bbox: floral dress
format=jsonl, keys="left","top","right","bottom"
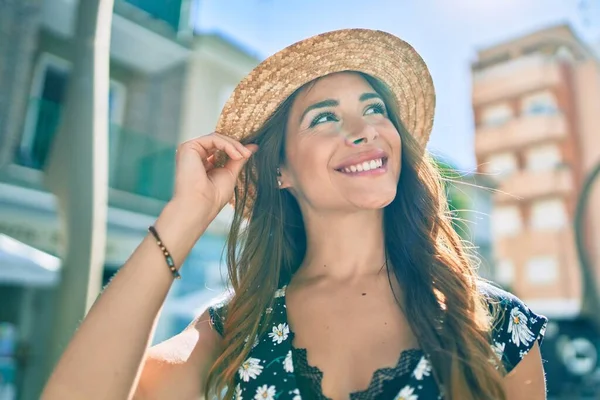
{"left": 208, "top": 282, "right": 547, "bottom": 400}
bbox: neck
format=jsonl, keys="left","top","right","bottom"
{"left": 298, "top": 208, "right": 387, "bottom": 281}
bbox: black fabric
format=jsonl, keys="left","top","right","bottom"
{"left": 293, "top": 347, "right": 421, "bottom": 400}
{"left": 208, "top": 282, "right": 548, "bottom": 399}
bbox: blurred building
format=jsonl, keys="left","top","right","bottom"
{"left": 472, "top": 24, "right": 600, "bottom": 396}
{"left": 0, "top": 1, "right": 259, "bottom": 398}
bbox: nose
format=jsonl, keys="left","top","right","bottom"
{"left": 342, "top": 118, "right": 378, "bottom": 147}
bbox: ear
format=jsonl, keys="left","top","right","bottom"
{"left": 277, "top": 166, "right": 292, "bottom": 189}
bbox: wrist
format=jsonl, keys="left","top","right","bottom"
{"left": 153, "top": 200, "right": 212, "bottom": 254}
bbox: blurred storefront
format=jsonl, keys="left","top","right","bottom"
{"left": 0, "top": 1, "right": 259, "bottom": 398}
{"left": 472, "top": 24, "right": 600, "bottom": 396}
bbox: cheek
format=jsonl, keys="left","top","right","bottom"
{"left": 285, "top": 137, "right": 336, "bottom": 186}
{"left": 379, "top": 125, "right": 402, "bottom": 169}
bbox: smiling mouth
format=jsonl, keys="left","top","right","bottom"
{"left": 335, "top": 157, "right": 388, "bottom": 174}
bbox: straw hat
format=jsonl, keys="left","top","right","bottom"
{"left": 215, "top": 28, "right": 436, "bottom": 210}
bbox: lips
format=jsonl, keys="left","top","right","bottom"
{"left": 334, "top": 149, "right": 388, "bottom": 175}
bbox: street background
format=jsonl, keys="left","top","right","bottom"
{"left": 1, "top": 0, "right": 599, "bottom": 398}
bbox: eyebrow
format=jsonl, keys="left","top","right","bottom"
{"left": 359, "top": 92, "right": 383, "bottom": 102}
{"left": 299, "top": 99, "right": 338, "bottom": 124}
{"left": 299, "top": 92, "right": 384, "bottom": 124}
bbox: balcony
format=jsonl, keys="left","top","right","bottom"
{"left": 41, "top": 0, "right": 191, "bottom": 73}
{"left": 494, "top": 166, "right": 574, "bottom": 203}
{"left": 475, "top": 113, "right": 567, "bottom": 156}
{"left": 9, "top": 98, "right": 176, "bottom": 213}
{"left": 472, "top": 53, "right": 562, "bottom": 105}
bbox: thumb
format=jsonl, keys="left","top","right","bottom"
{"left": 224, "top": 144, "right": 258, "bottom": 177}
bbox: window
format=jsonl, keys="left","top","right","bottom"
{"left": 481, "top": 103, "right": 513, "bottom": 127}
{"left": 491, "top": 206, "right": 522, "bottom": 237}
{"left": 19, "top": 53, "right": 127, "bottom": 170}
{"left": 525, "top": 144, "right": 562, "bottom": 172}
{"left": 521, "top": 90, "right": 558, "bottom": 116}
{"left": 526, "top": 256, "right": 558, "bottom": 285}
{"left": 496, "top": 259, "right": 515, "bottom": 285}
{"left": 18, "top": 56, "right": 69, "bottom": 169}
{"left": 484, "top": 152, "right": 518, "bottom": 180}
{"left": 530, "top": 198, "right": 567, "bottom": 230}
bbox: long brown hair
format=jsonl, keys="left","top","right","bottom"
{"left": 205, "top": 72, "right": 506, "bottom": 399}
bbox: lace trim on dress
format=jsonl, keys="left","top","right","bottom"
{"left": 292, "top": 346, "right": 422, "bottom": 400}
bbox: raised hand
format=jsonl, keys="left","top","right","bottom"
{"left": 172, "top": 132, "right": 258, "bottom": 219}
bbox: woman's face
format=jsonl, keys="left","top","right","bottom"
{"left": 280, "top": 72, "right": 402, "bottom": 212}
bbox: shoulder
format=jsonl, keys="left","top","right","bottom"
{"left": 135, "top": 305, "right": 225, "bottom": 399}
{"left": 478, "top": 281, "right": 548, "bottom": 374}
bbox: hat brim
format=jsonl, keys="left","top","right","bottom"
{"left": 216, "top": 28, "right": 435, "bottom": 147}
{"left": 214, "top": 28, "right": 436, "bottom": 215}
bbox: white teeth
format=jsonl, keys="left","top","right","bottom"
{"left": 339, "top": 158, "right": 384, "bottom": 174}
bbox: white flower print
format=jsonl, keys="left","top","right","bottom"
{"left": 284, "top": 350, "right": 294, "bottom": 373}
{"left": 492, "top": 341, "right": 505, "bottom": 361}
{"left": 238, "top": 357, "right": 263, "bottom": 382}
{"left": 274, "top": 287, "right": 286, "bottom": 298}
{"left": 254, "top": 384, "right": 276, "bottom": 400}
{"left": 413, "top": 356, "right": 431, "bottom": 380}
{"left": 291, "top": 388, "right": 301, "bottom": 400}
{"left": 508, "top": 307, "right": 535, "bottom": 347}
{"left": 519, "top": 349, "right": 529, "bottom": 359}
{"left": 235, "top": 383, "right": 243, "bottom": 400}
{"left": 268, "top": 323, "right": 290, "bottom": 344}
{"left": 394, "top": 385, "right": 418, "bottom": 400}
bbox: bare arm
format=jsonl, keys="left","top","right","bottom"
{"left": 41, "top": 134, "right": 257, "bottom": 400}
{"left": 42, "top": 201, "right": 213, "bottom": 400}
{"left": 503, "top": 342, "right": 547, "bottom": 399}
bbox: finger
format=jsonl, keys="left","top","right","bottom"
{"left": 203, "top": 154, "right": 216, "bottom": 171}
{"left": 223, "top": 147, "right": 257, "bottom": 178}
{"left": 184, "top": 135, "right": 245, "bottom": 161}
{"left": 244, "top": 144, "right": 259, "bottom": 154}
{"left": 214, "top": 132, "right": 253, "bottom": 158}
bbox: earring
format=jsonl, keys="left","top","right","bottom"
{"left": 276, "top": 168, "right": 282, "bottom": 187}
{"left": 277, "top": 180, "right": 282, "bottom": 187}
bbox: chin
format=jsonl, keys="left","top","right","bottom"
{"left": 351, "top": 188, "right": 397, "bottom": 210}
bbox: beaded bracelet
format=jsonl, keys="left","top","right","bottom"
{"left": 148, "top": 226, "right": 181, "bottom": 279}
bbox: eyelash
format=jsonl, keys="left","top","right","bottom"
{"left": 367, "top": 102, "right": 386, "bottom": 115}
{"left": 308, "top": 102, "right": 387, "bottom": 128}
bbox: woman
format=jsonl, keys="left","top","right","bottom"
{"left": 42, "top": 29, "right": 547, "bottom": 400}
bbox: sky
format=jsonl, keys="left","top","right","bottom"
{"left": 194, "top": 0, "right": 600, "bottom": 170}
